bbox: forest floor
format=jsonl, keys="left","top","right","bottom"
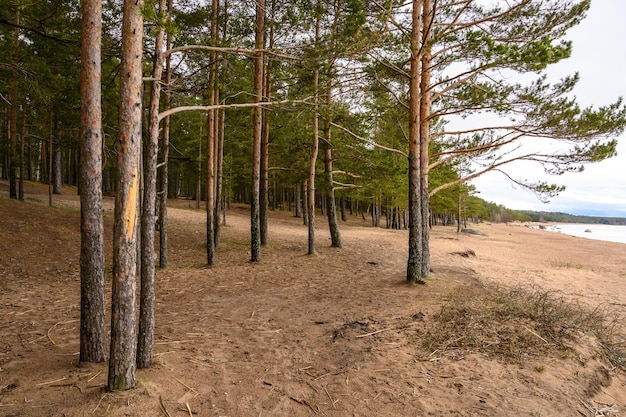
{"left": 1, "top": 179, "right": 626, "bottom": 416}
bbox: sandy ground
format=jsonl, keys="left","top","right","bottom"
{"left": 1, "top": 180, "right": 625, "bottom": 416}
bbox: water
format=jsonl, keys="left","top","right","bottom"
{"left": 546, "top": 223, "right": 626, "bottom": 245}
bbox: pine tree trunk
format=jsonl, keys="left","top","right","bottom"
{"left": 48, "top": 111, "right": 53, "bottom": 206}
{"left": 340, "top": 197, "right": 346, "bottom": 221}
{"left": 8, "top": 9, "right": 19, "bottom": 200}
{"left": 250, "top": 0, "right": 265, "bottom": 261}
{"left": 419, "top": 0, "right": 432, "bottom": 278}
{"left": 294, "top": 184, "right": 302, "bottom": 218}
{"left": 260, "top": 72, "right": 270, "bottom": 246}
{"left": 18, "top": 96, "right": 26, "bottom": 201}
{"left": 79, "top": 0, "right": 107, "bottom": 363}
{"left": 323, "top": 142, "right": 341, "bottom": 247}
{"left": 53, "top": 148, "right": 63, "bottom": 194}
{"left": 303, "top": 180, "right": 308, "bottom": 225}
{"left": 308, "top": 11, "right": 320, "bottom": 255}
{"left": 406, "top": 0, "right": 424, "bottom": 284}
{"left": 214, "top": 106, "right": 224, "bottom": 247}
{"left": 206, "top": 0, "right": 219, "bottom": 266}
{"left": 308, "top": 71, "right": 319, "bottom": 255}
{"left": 138, "top": 0, "right": 166, "bottom": 369}
{"left": 322, "top": 80, "right": 341, "bottom": 247}
{"left": 159, "top": 2, "right": 172, "bottom": 269}
{"left": 108, "top": 0, "right": 143, "bottom": 391}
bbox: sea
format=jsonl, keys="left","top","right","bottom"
{"left": 545, "top": 223, "right": 626, "bottom": 245}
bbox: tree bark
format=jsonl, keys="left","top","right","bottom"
{"left": 108, "top": 0, "right": 143, "bottom": 391}
{"left": 205, "top": 0, "right": 219, "bottom": 265}
{"left": 138, "top": 0, "right": 167, "bottom": 370}
{"left": 323, "top": 123, "right": 341, "bottom": 248}
{"left": 308, "top": 66, "right": 319, "bottom": 255}
{"left": 214, "top": 106, "right": 225, "bottom": 246}
{"left": 294, "top": 183, "right": 302, "bottom": 218}
{"left": 18, "top": 95, "right": 26, "bottom": 201}
{"left": 48, "top": 110, "right": 53, "bottom": 206}
{"left": 53, "top": 148, "right": 63, "bottom": 194}
{"left": 79, "top": 0, "right": 107, "bottom": 363}
{"left": 406, "top": 0, "right": 424, "bottom": 284}
{"left": 8, "top": 8, "right": 19, "bottom": 200}
{"left": 259, "top": 70, "right": 270, "bottom": 246}
{"left": 159, "top": 0, "right": 173, "bottom": 269}
{"left": 260, "top": 0, "right": 274, "bottom": 246}
{"left": 307, "top": 8, "right": 321, "bottom": 255}
{"left": 250, "top": 0, "right": 265, "bottom": 261}
{"left": 419, "top": 0, "right": 432, "bottom": 278}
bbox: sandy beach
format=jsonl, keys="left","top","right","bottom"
{"left": 1, "top": 180, "right": 625, "bottom": 416}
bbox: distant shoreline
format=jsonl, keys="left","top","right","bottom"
{"left": 543, "top": 223, "right": 626, "bottom": 245}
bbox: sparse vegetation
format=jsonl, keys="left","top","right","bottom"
{"left": 548, "top": 260, "right": 585, "bottom": 269}
{"left": 421, "top": 285, "right": 626, "bottom": 369}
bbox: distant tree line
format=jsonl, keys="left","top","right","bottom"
{"left": 521, "top": 211, "right": 626, "bottom": 225}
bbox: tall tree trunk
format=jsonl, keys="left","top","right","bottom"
{"left": 214, "top": 105, "right": 224, "bottom": 246}
{"left": 48, "top": 109, "right": 53, "bottom": 206}
{"left": 406, "top": 0, "right": 424, "bottom": 284}
{"left": 53, "top": 148, "right": 63, "bottom": 194}
{"left": 212, "top": 92, "right": 220, "bottom": 246}
{"left": 206, "top": 0, "right": 218, "bottom": 265}
{"left": 419, "top": 0, "right": 432, "bottom": 278}
{"left": 307, "top": 9, "right": 321, "bottom": 255}
{"left": 138, "top": 0, "right": 166, "bottom": 370}
{"left": 18, "top": 95, "right": 26, "bottom": 201}
{"left": 108, "top": 0, "right": 143, "bottom": 391}
{"left": 260, "top": 0, "right": 274, "bottom": 246}
{"left": 159, "top": 0, "right": 173, "bottom": 269}
{"left": 250, "top": 0, "right": 265, "bottom": 261}
{"left": 79, "top": 0, "right": 107, "bottom": 363}
{"left": 294, "top": 183, "right": 302, "bottom": 218}
{"left": 259, "top": 64, "right": 270, "bottom": 246}
{"left": 8, "top": 8, "right": 19, "bottom": 199}
{"left": 323, "top": 88, "right": 341, "bottom": 248}
{"left": 302, "top": 180, "right": 308, "bottom": 225}
{"left": 308, "top": 69, "right": 319, "bottom": 254}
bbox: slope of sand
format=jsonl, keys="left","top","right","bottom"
{"left": 0, "top": 180, "right": 625, "bottom": 416}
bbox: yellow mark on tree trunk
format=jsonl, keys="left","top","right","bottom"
{"left": 125, "top": 165, "right": 139, "bottom": 239}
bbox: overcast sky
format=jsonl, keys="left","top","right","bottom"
{"left": 469, "top": 0, "right": 626, "bottom": 217}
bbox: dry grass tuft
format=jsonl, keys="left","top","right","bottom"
{"left": 421, "top": 285, "right": 626, "bottom": 368}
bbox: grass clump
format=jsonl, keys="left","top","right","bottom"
{"left": 422, "top": 285, "right": 626, "bottom": 368}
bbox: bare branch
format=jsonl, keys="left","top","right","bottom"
{"left": 330, "top": 122, "right": 408, "bottom": 158}
{"left": 158, "top": 98, "right": 310, "bottom": 122}
{"left": 164, "top": 45, "right": 302, "bottom": 61}
{"left": 332, "top": 170, "right": 362, "bottom": 179}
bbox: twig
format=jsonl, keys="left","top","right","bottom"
{"left": 155, "top": 340, "right": 193, "bottom": 345}
{"left": 324, "top": 387, "right": 336, "bottom": 409}
{"left": 289, "top": 396, "right": 318, "bottom": 414}
{"left": 356, "top": 328, "right": 391, "bottom": 338}
{"left": 47, "top": 325, "right": 57, "bottom": 346}
{"left": 185, "top": 402, "right": 193, "bottom": 417}
{"left": 15, "top": 309, "right": 33, "bottom": 316}
{"left": 523, "top": 326, "right": 550, "bottom": 345}
{"left": 175, "top": 378, "right": 197, "bottom": 393}
{"left": 159, "top": 396, "right": 172, "bottom": 417}
{"left": 36, "top": 376, "right": 67, "bottom": 386}
{"left": 87, "top": 370, "right": 102, "bottom": 383}
{"left": 28, "top": 335, "right": 47, "bottom": 344}
{"left": 188, "top": 359, "right": 212, "bottom": 367}
{"left": 92, "top": 394, "right": 108, "bottom": 414}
